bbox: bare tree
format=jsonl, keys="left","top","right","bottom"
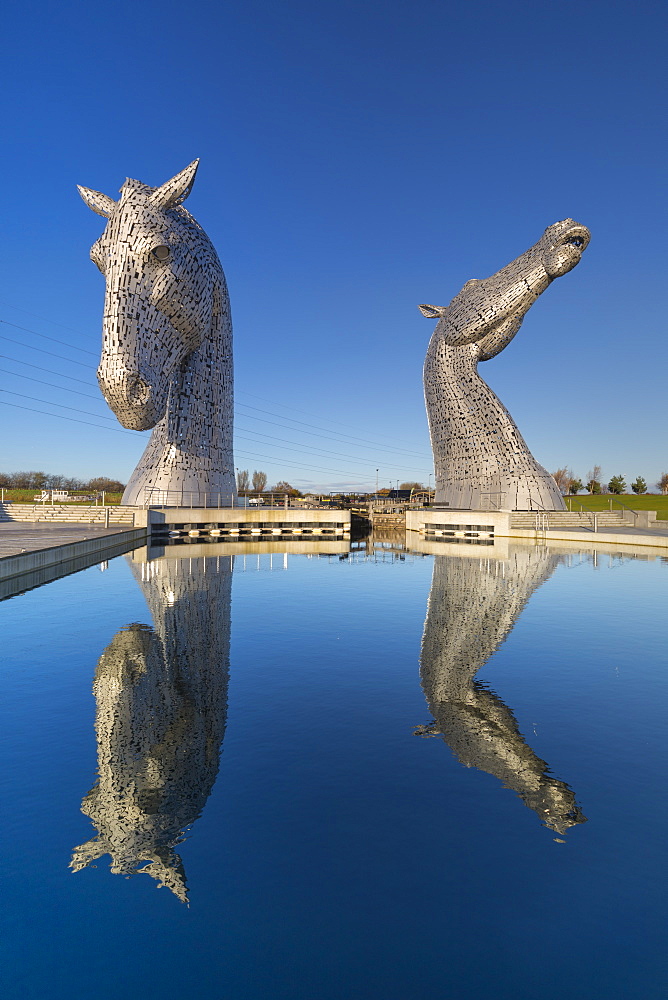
{"left": 86, "top": 477, "right": 126, "bottom": 492}
{"left": 271, "top": 481, "right": 301, "bottom": 496}
{"left": 551, "top": 468, "right": 571, "bottom": 494}
{"left": 657, "top": 473, "right": 668, "bottom": 495}
{"left": 7, "top": 470, "right": 49, "bottom": 489}
{"left": 399, "top": 481, "right": 425, "bottom": 491}
{"left": 586, "top": 465, "right": 602, "bottom": 494}
{"left": 252, "top": 470, "right": 267, "bottom": 493}
{"left": 236, "top": 469, "right": 250, "bottom": 492}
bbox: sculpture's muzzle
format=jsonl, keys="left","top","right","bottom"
{"left": 97, "top": 364, "right": 167, "bottom": 431}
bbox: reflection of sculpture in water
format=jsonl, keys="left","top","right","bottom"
{"left": 416, "top": 549, "right": 586, "bottom": 834}
{"left": 71, "top": 553, "right": 231, "bottom": 901}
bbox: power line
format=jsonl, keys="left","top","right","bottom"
{"left": 0, "top": 353, "right": 97, "bottom": 387}
{"left": 2, "top": 314, "right": 434, "bottom": 472}
{"left": 0, "top": 307, "right": 419, "bottom": 453}
{"left": 0, "top": 355, "right": 426, "bottom": 470}
{"left": 2, "top": 321, "right": 431, "bottom": 460}
{"left": 0, "top": 393, "right": 388, "bottom": 478}
{"left": 232, "top": 447, "right": 368, "bottom": 478}
{"left": 0, "top": 367, "right": 104, "bottom": 401}
{"left": 234, "top": 427, "right": 428, "bottom": 474}
{"left": 237, "top": 388, "right": 426, "bottom": 453}
{"left": 0, "top": 334, "right": 93, "bottom": 369}
{"left": 0, "top": 301, "right": 91, "bottom": 339}
{"left": 0, "top": 388, "right": 123, "bottom": 422}
{"left": 0, "top": 400, "right": 148, "bottom": 436}
{"left": 0, "top": 368, "right": 427, "bottom": 475}
{"left": 0, "top": 319, "right": 98, "bottom": 357}
{"left": 236, "top": 402, "right": 432, "bottom": 461}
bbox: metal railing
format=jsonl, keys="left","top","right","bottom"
{"left": 535, "top": 512, "right": 549, "bottom": 533}
{"left": 479, "top": 492, "right": 507, "bottom": 510}
{"left": 567, "top": 496, "right": 638, "bottom": 524}
{"left": 141, "top": 488, "right": 331, "bottom": 510}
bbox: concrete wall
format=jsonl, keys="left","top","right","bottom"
{"left": 406, "top": 509, "right": 512, "bottom": 538}
{"left": 0, "top": 527, "right": 147, "bottom": 590}
{"left": 148, "top": 507, "right": 350, "bottom": 537}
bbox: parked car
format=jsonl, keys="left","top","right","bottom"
{"left": 248, "top": 497, "right": 264, "bottom": 506}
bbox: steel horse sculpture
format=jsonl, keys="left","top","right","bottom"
{"left": 79, "top": 160, "right": 234, "bottom": 506}
{"left": 420, "top": 219, "right": 590, "bottom": 511}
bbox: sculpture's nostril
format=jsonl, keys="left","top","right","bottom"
{"left": 126, "top": 375, "right": 151, "bottom": 406}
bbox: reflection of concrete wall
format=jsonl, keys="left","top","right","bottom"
{"left": 71, "top": 553, "right": 232, "bottom": 902}
{"left": 418, "top": 548, "right": 586, "bottom": 834}
{"left": 146, "top": 538, "right": 351, "bottom": 559}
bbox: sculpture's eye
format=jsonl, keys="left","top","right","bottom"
{"left": 151, "top": 245, "right": 171, "bottom": 262}
{"left": 567, "top": 236, "right": 584, "bottom": 248}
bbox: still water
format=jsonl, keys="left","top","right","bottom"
{"left": 0, "top": 536, "right": 666, "bottom": 999}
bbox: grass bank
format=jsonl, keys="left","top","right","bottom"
{"left": 565, "top": 494, "right": 668, "bottom": 519}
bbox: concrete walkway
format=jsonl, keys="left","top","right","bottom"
{"left": 510, "top": 522, "right": 668, "bottom": 550}
{"left": 0, "top": 522, "right": 133, "bottom": 560}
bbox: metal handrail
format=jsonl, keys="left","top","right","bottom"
{"left": 607, "top": 498, "right": 639, "bottom": 521}
{"left": 479, "top": 491, "right": 507, "bottom": 510}
{"left": 568, "top": 496, "right": 638, "bottom": 521}
{"left": 563, "top": 498, "right": 600, "bottom": 531}
{"left": 141, "top": 488, "right": 329, "bottom": 510}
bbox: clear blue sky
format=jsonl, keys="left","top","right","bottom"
{"left": 1, "top": 0, "right": 665, "bottom": 492}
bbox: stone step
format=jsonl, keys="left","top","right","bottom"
{"left": 510, "top": 511, "right": 626, "bottom": 528}
{"left": 0, "top": 503, "right": 135, "bottom": 524}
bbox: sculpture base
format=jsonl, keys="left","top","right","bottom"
{"left": 434, "top": 473, "right": 566, "bottom": 512}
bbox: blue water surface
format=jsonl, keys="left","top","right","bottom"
{"left": 0, "top": 541, "right": 666, "bottom": 999}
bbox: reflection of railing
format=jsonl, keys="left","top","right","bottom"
{"left": 142, "top": 489, "right": 324, "bottom": 509}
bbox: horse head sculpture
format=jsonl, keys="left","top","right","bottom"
{"left": 79, "top": 161, "right": 235, "bottom": 506}
{"left": 420, "top": 220, "right": 590, "bottom": 511}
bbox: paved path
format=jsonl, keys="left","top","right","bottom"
{"left": 547, "top": 524, "right": 668, "bottom": 539}
{"left": 1, "top": 517, "right": 666, "bottom": 563}
{"left": 509, "top": 521, "right": 668, "bottom": 552}
{"left": 0, "top": 522, "right": 133, "bottom": 560}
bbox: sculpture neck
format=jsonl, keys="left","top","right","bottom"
{"left": 121, "top": 276, "right": 235, "bottom": 505}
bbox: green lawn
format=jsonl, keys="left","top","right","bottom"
{"left": 0, "top": 489, "right": 124, "bottom": 505}
{"left": 565, "top": 494, "right": 668, "bottom": 519}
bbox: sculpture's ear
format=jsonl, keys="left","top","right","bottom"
{"left": 418, "top": 304, "right": 447, "bottom": 319}
{"left": 77, "top": 185, "right": 117, "bottom": 218}
{"left": 150, "top": 159, "right": 199, "bottom": 209}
